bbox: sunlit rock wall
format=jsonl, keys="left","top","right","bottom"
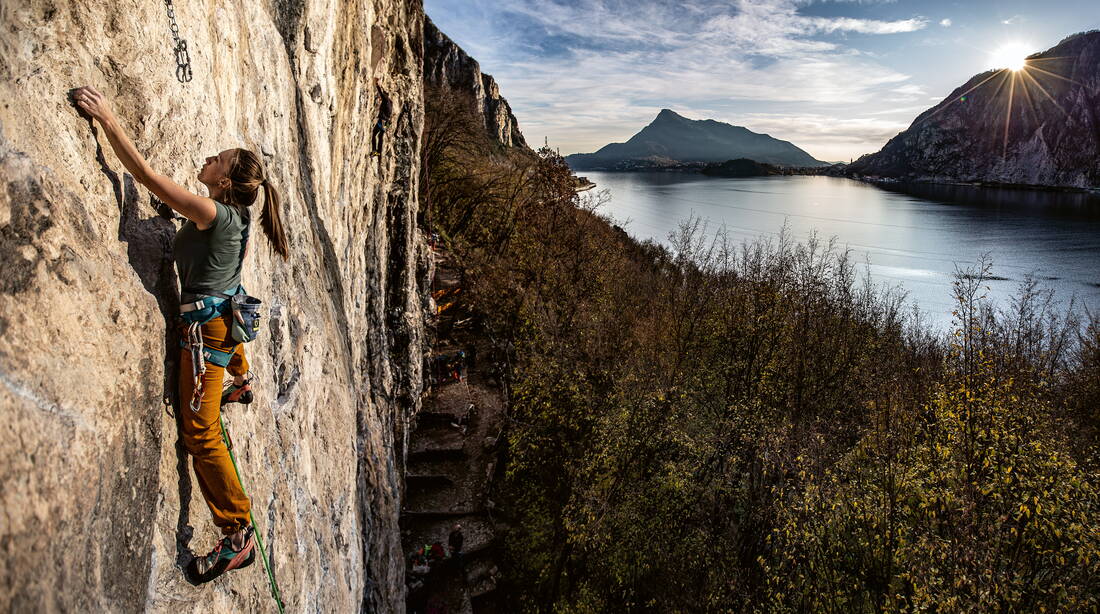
{"left": 0, "top": 0, "right": 428, "bottom": 611}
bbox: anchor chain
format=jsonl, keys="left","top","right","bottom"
{"left": 164, "top": 0, "right": 193, "bottom": 83}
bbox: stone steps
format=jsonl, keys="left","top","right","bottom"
{"left": 401, "top": 515, "right": 495, "bottom": 558}
{"left": 402, "top": 509, "right": 479, "bottom": 520}
{"left": 405, "top": 473, "right": 454, "bottom": 488}
{"left": 464, "top": 555, "right": 500, "bottom": 598}
{"left": 404, "top": 456, "right": 466, "bottom": 477}
{"left": 404, "top": 478, "right": 476, "bottom": 513}
{"left": 405, "top": 256, "right": 506, "bottom": 614}
{"left": 409, "top": 421, "right": 470, "bottom": 444}
{"left": 470, "top": 589, "right": 501, "bottom": 613}
{"left": 414, "top": 409, "right": 469, "bottom": 425}
{"left": 406, "top": 446, "right": 466, "bottom": 465}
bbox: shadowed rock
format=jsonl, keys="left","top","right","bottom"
{"left": 849, "top": 31, "right": 1100, "bottom": 189}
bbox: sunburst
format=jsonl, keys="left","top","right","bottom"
{"left": 908, "top": 44, "right": 1075, "bottom": 160}
{"left": 990, "top": 42, "right": 1031, "bottom": 71}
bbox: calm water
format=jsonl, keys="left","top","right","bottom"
{"left": 583, "top": 172, "right": 1100, "bottom": 332}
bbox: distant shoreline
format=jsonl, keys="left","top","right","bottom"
{"left": 573, "top": 164, "right": 1099, "bottom": 195}
{"left": 837, "top": 173, "right": 1100, "bottom": 196}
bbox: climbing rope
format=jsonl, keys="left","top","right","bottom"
{"left": 163, "top": 0, "right": 193, "bottom": 83}
{"left": 220, "top": 415, "right": 286, "bottom": 614}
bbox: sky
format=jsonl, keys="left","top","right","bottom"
{"left": 423, "top": 0, "right": 1099, "bottom": 162}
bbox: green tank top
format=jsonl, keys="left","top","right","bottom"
{"left": 173, "top": 200, "right": 249, "bottom": 299}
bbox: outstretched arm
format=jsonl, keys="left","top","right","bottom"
{"left": 73, "top": 86, "right": 216, "bottom": 228}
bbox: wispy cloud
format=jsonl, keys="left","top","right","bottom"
{"left": 940, "top": 18, "right": 952, "bottom": 27}
{"left": 730, "top": 112, "right": 911, "bottom": 147}
{"left": 429, "top": 0, "right": 932, "bottom": 160}
{"left": 809, "top": 16, "right": 927, "bottom": 35}
{"left": 892, "top": 84, "right": 925, "bottom": 95}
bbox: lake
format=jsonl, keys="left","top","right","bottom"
{"left": 581, "top": 172, "right": 1100, "bottom": 332}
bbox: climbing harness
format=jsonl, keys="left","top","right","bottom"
{"left": 163, "top": 0, "right": 193, "bottom": 83}
{"left": 220, "top": 415, "right": 285, "bottom": 613}
{"left": 180, "top": 297, "right": 235, "bottom": 413}
{"left": 179, "top": 283, "right": 254, "bottom": 413}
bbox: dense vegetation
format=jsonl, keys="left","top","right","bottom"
{"left": 421, "top": 86, "right": 1100, "bottom": 613}
{"left": 700, "top": 158, "right": 779, "bottom": 177}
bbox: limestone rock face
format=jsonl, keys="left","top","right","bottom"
{"left": 0, "top": 1, "right": 429, "bottom": 611}
{"left": 849, "top": 31, "right": 1100, "bottom": 188}
{"left": 423, "top": 16, "right": 528, "bottom": 149}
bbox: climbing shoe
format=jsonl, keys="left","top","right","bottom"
{"left": 221, "top": 374, "right": 254, "bottom": 406}
{"left": 188, "top": 526, "right": 256, "bottom": 584}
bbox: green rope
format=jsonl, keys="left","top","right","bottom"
{"left": 220, "top": 415, "right": 286, "bottom": 614}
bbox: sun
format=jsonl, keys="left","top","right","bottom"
{"left": 990, "top": 42, "right": 1032, "bottom": 71}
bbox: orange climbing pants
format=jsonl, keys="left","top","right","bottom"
{"left": 178, "top": 314, "right": 252, "bottom": 535}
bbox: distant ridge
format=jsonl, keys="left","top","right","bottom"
{"left": 565, "top": 109, "right": 826, "bottom": 170}
{"left": 848, "top": 31, "right": 1100, "bottom": 189}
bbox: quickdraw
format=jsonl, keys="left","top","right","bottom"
{"left": 185, "top": 321, "right": 206, "bottom": 412}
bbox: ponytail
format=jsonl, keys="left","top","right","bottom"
{"left": 225, "top": 148, "right": 290, "bottom": 260}
{"left": 260, "top": 179, "right": 289, "bottom": 260}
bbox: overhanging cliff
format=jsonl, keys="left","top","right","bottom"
{"left": 423, "top": 16, "right": 528, "bottom": 150}
{"left": 0, "top": 1, "right": 430, "bottom": 611}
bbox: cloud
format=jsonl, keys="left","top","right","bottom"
{"left": 427, "top": 0, "right": 932, "bottom": 159}
{"left": 736, "top": 112, "right": 909, "bottom": 143}
{"left": 891, "top": 84, "right": 926, "bottom": 96}
{"left": 1001, "top": 15, "right": 1024, "bottom": 25}
{"left": 883, "top": 83, "right": 927, "bottom": 102}
{"left": 939, "top": 18, "right": 952, "bottom": 27}
{"left": 869, "top": 105, "right": 932, "bottom": 116}
{"left": 808, "top": 16, "right": 928, "bottom": 35}
{"left": 723, "top": 112, "right": 913, "bottom": 160}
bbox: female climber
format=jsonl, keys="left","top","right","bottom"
{"left": 72, "top": 85, "right": 289, "bottom": 584}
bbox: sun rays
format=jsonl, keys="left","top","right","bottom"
{"left": 909, "top": 50, "right": 1077, "bottom": 159}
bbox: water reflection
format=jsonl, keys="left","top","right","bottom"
{"left": 583, "top": 172, "right": 1100, "bottom": 332}
{"left": 883, "top": 182, "right": 1100, "bottom": 220}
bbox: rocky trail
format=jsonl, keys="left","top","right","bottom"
{"left": 402, "top": 250, "right": 506, "bottom": 614}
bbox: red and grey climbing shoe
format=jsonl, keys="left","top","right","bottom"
{"left": 188, "top": 526, "right": 256, "bottom": 584}
{"left": 221, "top": 374, "right": 254, "bottom": 406}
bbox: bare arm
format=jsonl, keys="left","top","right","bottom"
{"left": 73, "top": 86, "right": 217, "bottom": 228}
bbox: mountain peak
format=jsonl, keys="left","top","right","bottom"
{"left": 654, "top": 108, "right": 686, "bottom": 122}
{"left": 565, "top": 110, "right": 825, "bottom": 169}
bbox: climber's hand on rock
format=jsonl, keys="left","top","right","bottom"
{"left": 72, "top": 86, "right": 114, "bottom": 123}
